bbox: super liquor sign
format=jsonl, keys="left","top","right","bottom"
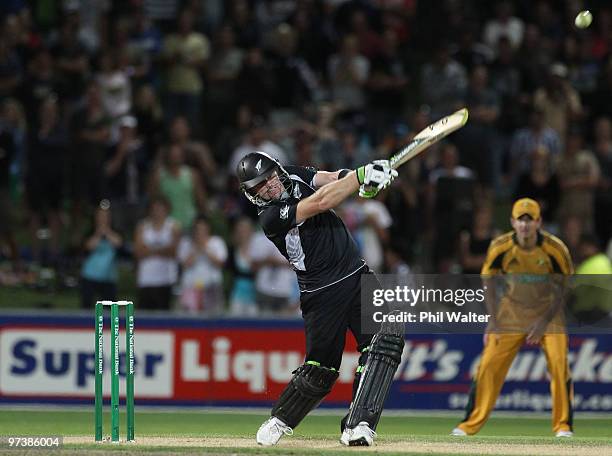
{"left": 1, "top": 313, "right": 611, "bottom": 411}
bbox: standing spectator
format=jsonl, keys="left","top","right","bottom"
{"left": 508, "top": 107, "right": 561, "bottom": 183}
{"left": 458, "top": 65, "right": 500, "bottom": 191}
{"left": 229, "top": 116, "right": 288, "bottom": 173}
{"left": 161, "top": 8, "right": 209, "bottom": 130}
{"left": 459, "top": 206, "right": 496, "bottom": 274}
{"left": 236, "top": 46, "right": 274, "bottom": 119}
{"left": 168, "top": 115, "right": 216, "bottom": 189}
{"left": 514, "top": 145, "right": 560, "bottom": 228}
{"left": 133, "top": 84, "right": 164, "bottom": 156}
{"left": 96, "top": 49, "right": 132, "bottom": 138}
{"left": 26, "top": 96, "right": 67, "bottom": 263}
{"left": 341, "top": 196, "right": 392, "bottom": 273}
{"left": 592, "top": 117, "right": 612, "bottom": 246}
{"left": 0, "top": 101, "right": 18, "bottom": 270}
{"left": 134, "top": 196, "right": 180, "bottom": 310}
{"left": 205, "top": 24, "right": 244, "bottom": 142}
{"left": 178, "top": 215, "right": 227, "bottom": 315}
{"left": 0, "top": 34, "right": 23, "bottom": 100}
{"left": 328, "top": 34, "right": 369, "bottom": 115}
{"left": 127, "top": 7, "right": 162, "bottom": 85}
{"left": 19, "top": 48, "right": 58, "bottom": 126}
{"left": 249, "top": 229, "right": 297, "bottom": 315}
{"left": 70, "top": 81, "right": 111, "bottom": 220}
{"left": 148, "top": 144, "right": 206, "bottom": 232}
{"left": 228, "top": 216, "right": 257, "bottom": 316}
{"left": 50, "top": 19, "right": 90, "bottom": 103}
{"left": 268, "top": 23, "right": 318, "bottom": 113}
{"left": 420, "top": 42, "right": 467, "bottom": 120}
{"left": 80, "top": 201, "right": 122, "bottom": 308}
{"left": 427, "top": 143, "right": 476, "bottom": 271}
{"left": 103, "top": 115, "right": 147, "bottom": 234}
{"left": 482, "top": 0, "right": 524, "bottom": 53}
{"left": 533, "top": 63, "right": 583, "bottom": 142}
{"left": 366, "top": 28, "right": 408, "bottom": 142}
{"left": 556, "top": 128, "right": 600, "bottom": 232}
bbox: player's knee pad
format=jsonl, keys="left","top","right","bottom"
{"left": 272, "top": 363, "right": 339, "bottom": 428}
{"left": 345, "top": 333, "right": 404, "bottom": 430}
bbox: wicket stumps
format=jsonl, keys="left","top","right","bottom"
{"left": 94, "top": 300, "right": 135, "bottom": 442}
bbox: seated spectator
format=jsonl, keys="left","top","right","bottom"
{"left": 228, "top": 217, "right": 257, "bottom": 316}
{"left": 134, "top": 196, "right": 181, "bottom": 310}
{"left": 80, "top": 200, "right": 122, "bottom": 308}
{"left": 178, "top": 215, "right": 227, "bottom": 315}
{"left": 149, "top": 144, "right": 207, "bottom": 232}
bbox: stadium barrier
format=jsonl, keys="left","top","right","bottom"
{"left": 1, "top": 312, "right": 611, "bottom": 411}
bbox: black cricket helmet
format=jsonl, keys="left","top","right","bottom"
{"left": 236, "top": 151, "right": 292, "bottom": 206}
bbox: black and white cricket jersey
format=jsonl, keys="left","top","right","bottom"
{"left": 258, "top": 166, "right": 365, "bottom": 293}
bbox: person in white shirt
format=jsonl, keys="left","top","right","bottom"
{"left": 134, "top": 196, "right": 181, "bottom": 310}
{"left": 249, "top": 229, "right": 297, "bottom": 314}
{"left": 178, "top": 215, "right": 228, "bottom": 315}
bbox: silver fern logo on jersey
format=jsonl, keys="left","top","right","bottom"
{"left": 280, "top": 205, "right": 289, "bottom": 220}
{"left": 293, "top": 184, "right": 301, "bottom": 199}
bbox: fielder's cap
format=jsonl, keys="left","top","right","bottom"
{"left": 512, "top": 198, "right": 541, "bottom": 220}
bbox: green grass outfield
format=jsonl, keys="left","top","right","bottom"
{"left": 1, "top": 409, "right": 611, "bottom": 455}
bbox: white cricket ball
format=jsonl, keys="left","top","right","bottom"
{"left": 575, "top": 10, "right": 592, "bottom": 29}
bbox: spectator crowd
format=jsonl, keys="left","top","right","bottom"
{"left": 0, "top": 0, "right": 611, "bottom": 314}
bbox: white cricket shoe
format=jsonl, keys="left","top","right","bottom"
{"left": 555, "top": 430, "right": 574, "bottom": 438}
{"left": 340, "top": 421, "right": 376, "bottom": 446}
{"left": 450, "top": 427, "right": 467, "bottom": 436}
{"left": 256, "top": 417, "right": 293, "bottom": 446}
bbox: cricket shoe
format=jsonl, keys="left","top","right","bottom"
{"left": 256, "top": 417, "right": 293, "bottom": 446}
{"left": 340, "top": 421, "right": 376, "bottom": 446}
{"left": 555, "top": 430, "right": 574, "bottom": 438}
{"left": 450, "top": 427, "right": 467, "bottom": 436}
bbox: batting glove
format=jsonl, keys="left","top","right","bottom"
{"left": 357, "top": 160, "right": 398, "bottom": 198}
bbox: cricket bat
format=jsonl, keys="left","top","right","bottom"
{"left": 389, "top": 108, "right": 469, "bottom": 169}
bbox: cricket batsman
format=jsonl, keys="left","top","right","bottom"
{"left": 237, "top": 151, "right": 403, "bottom": 446}
{"left": 452, "top": 198, "right": 574, "bottom": 437}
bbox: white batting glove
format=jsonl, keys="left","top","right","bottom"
{"left": 358, "top": 160, "right": 398, "bottom": 198}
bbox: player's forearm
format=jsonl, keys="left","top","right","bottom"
{"left": 314, "top": 171, "right": 359, "bottom": 211}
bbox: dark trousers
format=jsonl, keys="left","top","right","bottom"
{"left": 80, "top": 278, "right": 117, "bottom": 309}
{"left": 301, "top": 267, "right": 373, "bottom": 370}
{"left": 138, "top": 285, "right": 173, "bottom": 310}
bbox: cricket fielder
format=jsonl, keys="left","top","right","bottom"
{"left": 237, "top": 151, "right": 403, "bottom": 446}
{"left": 452, "top": 198, "right": 574, "bottom": 437}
